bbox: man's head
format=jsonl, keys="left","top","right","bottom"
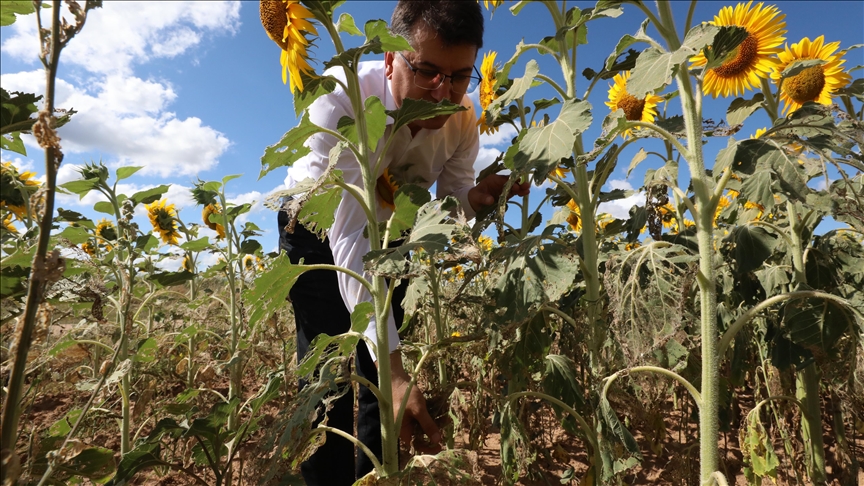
{"left": 385, "top": 1, "right": 484, "bottom": 132}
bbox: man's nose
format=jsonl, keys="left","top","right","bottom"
{"left": 429, "top": 79, "right": 449, "bottom": 102}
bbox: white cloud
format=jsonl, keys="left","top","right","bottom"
{"left": 2, "top": 2, "right": 241, "bottom": 76}
{"left": 1, "top": 71, "right": 230, "bottom": 177}
{"left": 598, "top": 179, "right": 643, "bottom": 220}
{"left": 1, "top": 2, "right": 238, "bottom": 178}
{"left": 479, "top": 124, "right": 518, "bottom": 148}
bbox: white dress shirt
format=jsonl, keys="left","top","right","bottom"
{"left": 284, "top": 60, "right": 480, "bottom": 360}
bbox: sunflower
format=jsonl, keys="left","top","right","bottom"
{"left": 477, "top": 51, "right": 499, "bottom": 135}
{"left": 260, "top": 0, "right": 318, "bottom": 92}
{"left": 202, "top": 203, "right": 226, "bottom": 239}
{"left": 1, "top": 212, "right": 18, "bottom": 234}
{"left": 714, "top": 190, "right": 738, "bottom": 226}
{"left": 95, "top": 219, "right": 117, "bottom": 242}
{"left": 772, "top": 36, "right": 851, "bottom": 115}
{"left": 182, "top": 254, "right": 195, "bottom": 273}
{"left": 690, "top": 2, "right": 786, "bottom": 98}
{"left": 1, "top": 162, "right": 41, "bottom": 219}
{"left": 243, "top": 254, "right": 264, "bottom": 273}
{"left": 605, "top": 71, "right": 664, "bottom": 138}
{"left": 566, "top": 199, "right": 582, "bottom": 233}
{"left": 625, "top": 242, "right": 641, "bottom": 251}
{"left": 479, "top": 0, "right": 505, "bottom": 11}
{"left": 477, "top": 235, "right": 495, "bottom": 252}
{"left": 376, "top": 168, "right": 399, "bottom": 210}
{"left": 145, "top": 199, "right": 180, "bottom": 245}
{"left": 81, "top": 240, "right": 97, "bottom": 256}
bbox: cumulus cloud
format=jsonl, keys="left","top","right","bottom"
{"left": 1, "top": 2, "right": 237, "bottom": 178}
{"left": 1, "top": 71, "right": 229, "bottom": 177}
{"left": 2, "top": 2, "right": 241, "bottom": 76}
{"left": 598, "top": 179, "right": 643, "bottom": 220}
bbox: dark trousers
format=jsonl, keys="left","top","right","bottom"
{"left": 278, "top": 208, "right": 406, "bottom": 485}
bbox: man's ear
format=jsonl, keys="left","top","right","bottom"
{"left": 384, "top": 52, "right": 394, "bottom": 79}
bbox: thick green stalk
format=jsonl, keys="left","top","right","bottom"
{"left": 323, "top": 19, "right": 398, "bottom": 473}
{"left": 0, "top": 2, "right": 63, "bottom": 470}
{"left": 658, "top": 0, "right": 720, "bottom": 479}
{"left": 220, "top": 189, "right": 240, "bottom": 441}
{"left": 787, "top": 203, "right": 827, "bottom": 485}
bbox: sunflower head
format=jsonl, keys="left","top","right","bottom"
{"left": 77, "top": 162, "right": 110, "bottom": 184}
{"left": 477, "top": 51, "right": 500, "bottom": 135}
{"left": 182, "top": 253, "right": 195, "bottom": 273}
{"left": 95, "top": 219, "right": 117, "bottom": 242}
{"left": 1, "top": 162, "right": 41, "bottom": 219}
{"left": 1, "top": 212, "right": 18, "bottom": 234}
{"left": 772, "top": 36, "right": 852, "bottom": 115}
{"left": 202, "top": 203, "right": 226, "bottom": 239}
{"left": 479, "top": 0, "right": 505, "bottom": 11}
{"left": 477, "top": 235, "right": 495, "bottom": 252}
{"left": 191, "top": 180, "right": 219, "bottom": 206}
{"left": 566, "top": 199, "right": 581, "bottom": 233}
{"left": 376, "top": 168, "right": 399, "bottom": 211}
{"left": 260, "top": 0, "right": 318, "bottom": 92}
{"left": 605, "top": 72, "right": 664, "bottom": 138}
{"left": 81, "top": 240, "right": 97, "bottom": 256}
{"left": 145, "top": 199, "right": 180, "bottom": 245}
{"left": 690, "top": 1, "right": 787, "bottom": 98}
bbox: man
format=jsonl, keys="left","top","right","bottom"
{"left": 278, "top": 2, "right": 530, "bottom": 484}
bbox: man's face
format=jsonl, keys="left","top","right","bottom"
{"left": 385, "top": 23, "right": 478, "bottom": 133}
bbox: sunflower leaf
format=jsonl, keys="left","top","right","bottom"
{"left": 387, "top": 183, "right": 431, "bottom": 243}
{"left": 335, "top": 13, "right": 362, "bottom": 36}
{"left": 364, "top": 19, "right": 411, "bottom": 52}
{"left": 727, "top": 93, "right": 765, "bottom": 126}
{"left": 260, "top": 112, "right": 320, "bottom": 179}
{"left": 180, "top": 237, "right": 210, "bottom": 252}
{"left": 93, "top": 201, "right": 114, "bottom": 215}
{"left": 131, "top": 185, "right": 170, "bottom": 206}
{"left": 115, "top": 166, "right": 143, "bottom": 182}
{"left": 245, "top": 253, "right": 305, "bottom": 328}
{"left": 512, "top": 99, "right": 593, "bottom": 183}
{"left": 627, "top": 47, "right": 690, "bottom": 97}
{"left": 722, "top": 225, "right": 777, "bottom": 274}
{"left": 703, "top": 26, "right": 748, "bottom": 71}
{"left": 681, "top": 23, "right": 720, "bottom": 55}
{"left": 386, "top": 98, "right": 466, "bottom": 135}
{"left": 293, "top": 73, "right": 338, "bottom": 117}
{"left": 779, "top": 59, "right": 826, "bottom": 81}
{"left": 0, "top": 1, "right": 36, "bottom": 26}
{"left": 298, "top": 185, "right": 341, "bottom": 238}
{"left": 488, "top": 60, "right": 540, "bottom": 119}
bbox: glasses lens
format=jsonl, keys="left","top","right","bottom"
{"left": 451, "top": 76, "right": 479, "bottom": 95}
{"left": 413, "top": 70, "right": 441, "bottom": 90}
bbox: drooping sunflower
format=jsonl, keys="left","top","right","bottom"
{"left": 95, "top": 218, "right": 117, "bottom": 242}
{"left": 477, "top": 51, "right": 500, "bottom": 135}
{"left": 202, "top": 203, "right": 226, "bottom": 239}
{"left": 1, "top": 212, "right": 18, "bottom": 234}
{"left": 605, "top": 71, "right": 664, "bottom": 138}
{"left": 691, "top": 1, "right": 786, "bottom": 98}
{"left": 772, "top": 36, "right": 851, "bottom": 115}
{"left": 479, "top": 0, "right": 505, "bottom": 11}
{"left": 260, "top": 0, "right": 318, "bottom": 93}
{"left": 1, "top": 162, "right": 41, "bottom": 219}
{"left": 81, "top": 240, "right": 97, "bottom": 257}
{"left": 145, "top": 199, "right": 180, "bottom": 245}
{"left": 376, "top": 168, "right": 399, "bottom": 211}
{"left": 182, "top": 253, "right": 195, "bottom": 273}
{"left": 566, "top": 199, "right": 582, "bottom": 233}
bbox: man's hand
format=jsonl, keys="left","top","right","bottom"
{"left": 389, "top": 352, "right": 441, "bottom": 454}
{"left": 468, "top": 173, "right": 531, "bottom": 212}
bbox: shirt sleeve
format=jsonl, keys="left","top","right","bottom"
{"left": 435, "top": 102, "right": 480, "bottom": 220}
{"left": 303, "top": 91, "right": 400, "bottom": 362}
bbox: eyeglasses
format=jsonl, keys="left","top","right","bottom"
{"left": 397, "top": 52, "right": 482, "bottom": 95}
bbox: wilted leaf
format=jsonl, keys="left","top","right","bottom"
{"left": 727, "top": 93, "right": 765, "bottom": 126}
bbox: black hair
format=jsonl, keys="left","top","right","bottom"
{"left": 391, "top": 0, "right": 484, "bottom": 50}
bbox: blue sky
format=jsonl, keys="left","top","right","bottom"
{"left": 2, "top": 1, "right": 862, "bottom": 266}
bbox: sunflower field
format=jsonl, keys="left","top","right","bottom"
{"left": 1, "top": 1, "right": 863, "bottom": 485}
